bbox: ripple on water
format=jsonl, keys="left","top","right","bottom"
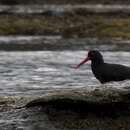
{"left": 35, "top": 67, "right": 58, "bottom": 72}
{"left": 0, "top": 51, "right": 129, "bottom": 96}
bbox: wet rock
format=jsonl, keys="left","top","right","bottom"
{"left": 0, "top": 97, "right": 15, "bottom": 112}
{"left": 25, "top": 86, "right": 130, "bottom": 113}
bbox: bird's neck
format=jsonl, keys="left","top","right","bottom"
{"left": 91, "top": 59, "right": 104, "bottom": 79}
{"left": 91, "top": 58, "right": 104, "bottom": 66}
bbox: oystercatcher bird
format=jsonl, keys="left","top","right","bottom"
{"left": 76, "top": 50, "right": 130, "bottom": 83}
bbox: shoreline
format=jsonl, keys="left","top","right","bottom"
{"left": 0, "top": 14, "right": 129, "bottom": 38}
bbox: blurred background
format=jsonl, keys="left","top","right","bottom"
{"left": 0, "top": 0, "right": 129, "bottom": 50}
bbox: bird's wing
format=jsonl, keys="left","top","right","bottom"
{"left": 104, "top": 63, "right": 130, "bottom": 81}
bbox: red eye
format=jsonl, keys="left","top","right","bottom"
{"left": 88, "top": 51, "right": 95, "bottom": 59}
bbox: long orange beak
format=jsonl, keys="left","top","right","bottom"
{"left": 75, "top": 56, "right": 90, "bottom": 69}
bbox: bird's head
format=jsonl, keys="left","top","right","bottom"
{"left": 76, "top": 50, "right": 104, "bottom": 68}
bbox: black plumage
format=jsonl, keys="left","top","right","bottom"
{"left": 76, "top": 50, "right": 130, "bottom": 83}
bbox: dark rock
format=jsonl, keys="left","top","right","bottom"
{"left": 25, "top": 87, "right": 130, "bottom": 114}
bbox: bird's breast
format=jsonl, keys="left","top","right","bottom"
{"left": 91, "top": 64, "right": 104, "bottom": 81}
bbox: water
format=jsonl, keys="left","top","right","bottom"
{"left": 0, "top": 50, "right": 130, "bottom": 97}
{"left": 1, "top": 5, "right": 130, "bottom": 14}
{"left": 0, "top": 50, "right": 130, "bottom": 130}
{"left": 0, "top": 36, "right": 130, "bottom": 51}
{"left": 0, "top": 51, "right": 93, "bottom": 96}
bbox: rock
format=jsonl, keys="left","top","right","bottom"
{"left": 25, "top": 86, "right": 130, "bottom": 113}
